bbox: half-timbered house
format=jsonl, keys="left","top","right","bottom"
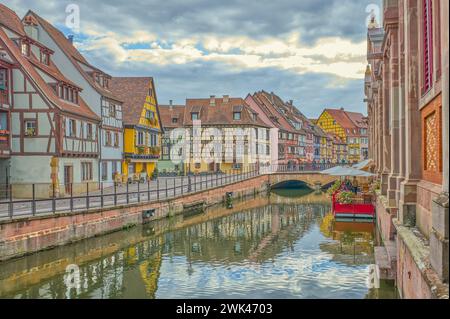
{"left": 0, "top": 5, "right": 100, "bottom": 197}
{"left": 110, "top": 77, "right": 163, "bottom": 181}
{"left": 25, "top": 10, "right": 124, "bottom": 186}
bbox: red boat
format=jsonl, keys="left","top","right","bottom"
{"left": 332, "top": 188, "right": 375, "bottom": 219}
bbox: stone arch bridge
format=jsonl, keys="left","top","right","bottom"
{"left": 268, "top": 172, "right": 339, "bottom": 190}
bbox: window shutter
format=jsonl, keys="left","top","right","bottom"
{"left": 423, "top": 0, "right": 433, "bottom": 94}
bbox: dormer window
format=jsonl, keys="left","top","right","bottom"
{"left": 191, "top": 112, "right": 199, "bottom": 120}
{"left": 21, "top": 42, "right": 30, "bottom": 56}
{"left": 172, "top": 117, "right": 178, "bottom": 124}
{"left": 40, "top": 51, "right": 50, "bottom": 65}
{"left": 233, "top": 112, "right": 241, "bottom": 120}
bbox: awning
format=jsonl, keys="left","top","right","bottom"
{"left": 323, "top": 166, "right": 375, "bottom": 177}
{"left": 352, "top": 159, "right": 373, "bottom": 170}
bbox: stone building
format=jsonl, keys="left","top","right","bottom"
{"left": 365, "top": 0, "right": 448, "bottom": 298}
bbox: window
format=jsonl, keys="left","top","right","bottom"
{"left": 86, "top": 123, "right": 93, "bottom": 140}
{"left": 191, "top": 112, "right": 199, "bottom": 120}
{"left": 146, "top": 110, "right": 155, "bottom": 120}
{"left": 148, "top": 88, "right": 153, "bottom": 96}
{"left": 266, "top": 130, "right": 270, "bottom": 140}
{"left": 252, "top": 113, "right": 257, "bottom": 121}
{"left": 101, "top": 162, "right": 108, "bottom": 181}
{"left": 266, "top": 145, "right": 270, "bottom": 155}
{"left": 24, "top": 120, "right": 37, "bottom": 136}
{"left": 81, "top": 162, "right": 93, "bottom": 181}
{"left": 68, "top": 119, "right": 76, "bottom": 137}
{"left": 233, "top": 112, "right": 241, "bottom": 120}
{"left": 172, "top": 117, "right": 178, "bottom": 124}
{"left": 109, "top": 104, "right": 116, "bottom": 117}
{"left": 114, "top": 132, "right": 119, "bottom": 147}
{"left": 195, "top": 163, "right": 201, "bottom": 169}
{"left": 137, "top": 131, "right": 144, "bottom": 145}
{"left": 40, "top": 51, "right": 50, "bottom": 65}
{"left": 288, "top": 133, "right": 293, "bottom": 140}
{"left": 105, "top": 131, "right": 112, "bottom": 146}
{"left": 0, "top": 69, "right": 7, "bottom": 90}
{"left": 422, "top": 0, "right": 433, "bottom": 94}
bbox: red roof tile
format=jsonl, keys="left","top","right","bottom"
{"left": 0, "top": 9, "right": 99, "bottom": 122}
{"left": 184, "top": 96, "right": 270, "bottom": 128}
{"left": 109, "top": 77, "right": 161, "bottom": 128}
{"left": 0, "top": 4, "right": 26, "bottom": 36}
{"left": 159, "top": 105, "right": 186, "bottom": 129}
{"left": 27, "top": 11, "right": 122, "bottom": 103}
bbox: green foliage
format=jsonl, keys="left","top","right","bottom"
{"left": 327, "top": 180, "right": 342, "bottom": 195}
{"left": 336, "top": 191, "right": 354, "bottom": 204}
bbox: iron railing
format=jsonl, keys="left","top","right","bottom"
{"left": 0, "top": 163, "right": 337, "bottom": 219}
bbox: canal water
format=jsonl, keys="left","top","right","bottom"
{"left": 0, "top": 188, "right": 398, "bottom": 299}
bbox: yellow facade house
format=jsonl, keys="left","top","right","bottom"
{"left": 317, "top": 108, "right": 366, "bottom": 163}
{"left": 110, "top": 77, "right": 162, "bottom": 182}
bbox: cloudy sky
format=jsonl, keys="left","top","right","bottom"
{"left": 8, "top": 0, "right": 381, "bottom": 118}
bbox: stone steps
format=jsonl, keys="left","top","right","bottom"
{"left": 375, "top": 242, "right": 397, "bottom": 281}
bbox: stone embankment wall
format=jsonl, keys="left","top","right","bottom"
{"left": 0, "top": 175, "right": 270, "bottom": 261}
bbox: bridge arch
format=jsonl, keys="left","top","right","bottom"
{"left": 269, "top": 173, "right": 338, "bottom": 190}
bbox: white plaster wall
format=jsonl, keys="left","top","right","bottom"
{"left": 9, "top": 156, "right": 52, "bottom": 183}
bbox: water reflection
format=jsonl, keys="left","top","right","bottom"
{"left": 0, "top": 190, "right": 397, "bottom": 299}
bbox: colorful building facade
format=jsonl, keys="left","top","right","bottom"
{"left": 110, "top": 77, "right": 162, "bottom": 181}
{"left": 158, "top": 102, "right": 186, "bottom": 175}
{"left": 0, "top": 5, "right": 101, "bottom": 197}
{"left": 317, "top": 108, "right": 368, "bottom": 163}
{"left": 27, "top": 10, "right": 124, "bottom": 186}
{"left": 182, "top": 95, "right": 271, "bottom": 174}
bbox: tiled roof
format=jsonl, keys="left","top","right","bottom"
{"left": 251, "top": 91, "right": 296, "bottom": 133}
{"left": 0, "top": 4, "right": 26, "bottom": 36}
{"left": 345, "top": 111, "right": 368, "bottom": 129}
{"left": 0, "top": 8, "right": 99, "bottom": 121}
{"left": 184, "top": 96, "right": 270, "bottom": 128}
{"left": 27, "top": 11, "right": 122, "bottom": 103}
{"left": 324, "top": 108, "right": 357, "bottom": 129}
{"left": 159, "top": 105, "right": 186, "bottom": 129}
{"left": 109, "top": 77, "right": 161, "bottom": 128}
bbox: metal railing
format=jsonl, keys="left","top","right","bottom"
{"left": 0, "top": 163, "right": 337, "bottom": 219}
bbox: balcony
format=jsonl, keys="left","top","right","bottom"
{"left": 125, "top": 146, "right": 161, "bottom": 160}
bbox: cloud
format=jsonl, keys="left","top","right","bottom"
{"left": 7, "top": 0, "right": 378, "bottom": 117}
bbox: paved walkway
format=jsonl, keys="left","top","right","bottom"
{"left": 0, "top": 172, "right": 255, "bottom": 220}
{"left": 0, "top": 165, "right": 336, "bottom": 220}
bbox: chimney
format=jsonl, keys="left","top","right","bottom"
{"left": 223, "top": 95, "right": 229, "bottom": 103}
{"left": 340, "top": 107, "right": 344, "bottom": 111}
{"left": 289, "top": 100, "right": 293, "bottom": 105}
{"left": 169, "top": 100, "right": 173, "bottom": 111}
{"left": 68, "top": 35, "right": 74, "bottom": 44}
{"left": 210, "top": 95, "right": 215, "bottom": 106}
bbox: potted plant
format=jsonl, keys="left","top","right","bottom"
{"left": 137, "top": 146, "right": 146, "bottom": 154}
